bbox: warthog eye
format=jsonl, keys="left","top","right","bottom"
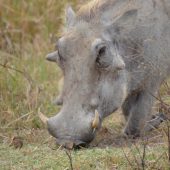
{"left": 92, "top": 39, "right": 111, "bottom": 69}
{"left": 98, "top": 46, "right": 106, "bottom": 57}
{"left": 96, "top": 46, "right": 110, "bottom": 69}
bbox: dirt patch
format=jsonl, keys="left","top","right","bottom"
{"left": 90, "top": 125, "right": 166, "bottom": 149}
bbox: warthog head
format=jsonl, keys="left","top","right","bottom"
{"left": 39, "top": 6, "right": 136, "bottom": 148}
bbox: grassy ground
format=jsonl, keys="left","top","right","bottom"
{"left": 0, "top": 0, "right": 170, "bottom": 169}
{"left": 1, "top": 116, "right": 170, "bottom": 170}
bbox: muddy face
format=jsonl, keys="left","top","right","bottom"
{"left": 40, "top": 8, "right": 127, "bottom": 148}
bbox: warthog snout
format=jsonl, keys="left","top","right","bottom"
{"left": 38, "top": 109, "right": 101, "bottom": 148}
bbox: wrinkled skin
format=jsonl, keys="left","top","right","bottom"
{"left": 44, "top": 0, "right": 170, "bottom": 147}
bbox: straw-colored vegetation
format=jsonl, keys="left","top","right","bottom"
{"left": 0, "top": 0, "right": 170, "bottom": 169}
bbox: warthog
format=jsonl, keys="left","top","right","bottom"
{"left": 39, "top": 0, "right": 170, "bottom": 148}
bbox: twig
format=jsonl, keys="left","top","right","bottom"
{"left": 0, "top": 134, "right": 8, "bottom": 139}
{"left": 141, "top": 140, "right": 147, "bottom": 170}
{"left": 3, "top": 112, "right": 32, "bottom": 128}
{"left": 149, "top": 91, "right": 169, "bottom": 107}
{"left": 166, "top": 121, "right": 170, "bottom": 163}
{"left": 0, "top": 63, "right": 24, "bottom": 74}
{"left": 56, "top": 145, "right": 63, "bottom": 151}
{"left": 134, "top": 143, "right": 143, "bottom": 164}
{"left": 121, "top": 148, "right": 134, "bottom": 169}
{"left": 0, "top": 63, "right": 33, "bottom": 83}
{"left": 129, "top": 146, "right": 140, "bottom": 169}
{"left": 65, "top": 150, "right": 74, "bottom": 170}
{"left": 150, "top": 152, "right": 166, "bottom": 169}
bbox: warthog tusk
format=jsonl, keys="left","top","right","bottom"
{"left": 38, "top": 108, "right": 49, "bottom": 125}
{"left": 92, "top": 110, "right": 100, "bottom": 129}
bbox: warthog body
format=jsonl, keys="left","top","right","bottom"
{"left": 42, "top": 0, "right": 170, "bottom": 147}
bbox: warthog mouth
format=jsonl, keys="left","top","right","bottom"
{"left": 38, "top": 109, "right": 101, "bottom": 149}
{"left": 51, "top": 127, "right": 98, "bottom": 149}
{"left": 55, "top": 136, "right": 90, "bottom": 149}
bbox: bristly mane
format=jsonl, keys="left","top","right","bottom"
{"left": 77, "top": 0, "right": 115, "bottom": 21}
{"left": 77, "top": 0, "right": 137, "bottom": 23}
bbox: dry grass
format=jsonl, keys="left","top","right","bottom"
{"left": 0, "top": 0, "right": 71, "bottom": 129}
{"left": 0, "top": 0, "right": 170, "bottom": 169}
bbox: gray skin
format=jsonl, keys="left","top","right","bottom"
{"left": 45, "top": 0, "right": 170, "bottom": 147}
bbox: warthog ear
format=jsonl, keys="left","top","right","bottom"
{"left": 103, "top": 9, "right": 138, "bottom": 40}
{"left": 114, "top": 9, "right": 138, "bottom": 32}
{"left": 46, "top": 51, "right": 59, "bottom": 63}
{"left": 66, "top": 6, "right": 76, "bottom": 28}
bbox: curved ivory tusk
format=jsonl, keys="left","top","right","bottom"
{"left": 92, "top": 110, "right": 100, "bottom": 129}
{"left": 38, "top": 108, "right": 49, "bottom": 125}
